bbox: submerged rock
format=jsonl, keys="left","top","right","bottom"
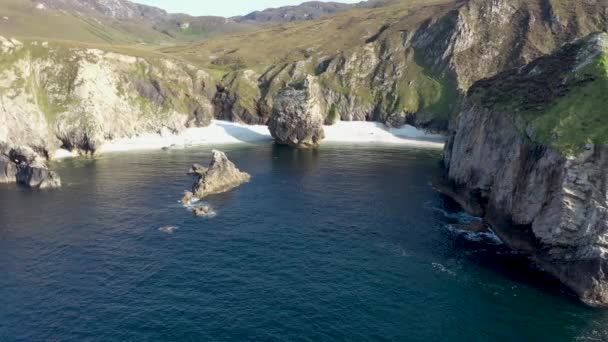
{"left": 186, "top": 150, "right": 250, "bottom": 200}
{"left": 181, "top": 191, "right": 195, "bottom": 205}
{"left": 193, "top": 205, "right": 215, "bottom": 217}
{"left": 0, "top": 145, "right": 61, "bottom": 189}
{"left": 268, "top": 76, "right": 325, "bottom": 148}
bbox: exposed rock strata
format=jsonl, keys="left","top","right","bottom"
{"left": 442, "top": 34, "right": 608, "bottom": 306}
{"left": 268, "top": 77, "right": 326, "bottom": 148}
{"left": 183, "top": 150, "right": 250, "bottom": 203}
{"left": 0, "top": 37, "right": 215, "bottom": 156}
{"left": 215, "top": 0, "right": 607, "bottom": 131}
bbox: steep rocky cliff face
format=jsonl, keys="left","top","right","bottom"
{"left": 442, "top": 33, "right": 608, "bottom": 306}
{"left": 0, "top": 37, "right": 214, "bottom": 156}
{"left": 1, "top": 0, "right": 606, "bottom": 158}
{"left": 211, "top": 0, "right": 607, "bottom": 131}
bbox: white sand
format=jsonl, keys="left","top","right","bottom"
{"left": 53, "top": 149, "right": 79, "bottom": 160}
{"left": 99, "top": 120, "right": 272, "bottom": 153}
{"left": 323, "top": 121, "right": 444, "bottom": 147}
{"left": 54, "top": 120, "right": 444, "bottom": 157}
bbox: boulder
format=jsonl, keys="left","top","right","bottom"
{"left": 181, "top": 191, "right": 195, "bottom": 205}
{"left": 0, "top": 145, "right": 61, "bottom": 189}
{"left": 16, "top": 164, "right": 62, "bottom": 189}
{"left": 187, "top": 150, "right": 250, "bottom": 200}
{"left": 268, "top": 76, "right": 325, "bottom": 148}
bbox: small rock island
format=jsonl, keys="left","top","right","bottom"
{"left": 182, "top": 150, "right": 250, "bottom": 206}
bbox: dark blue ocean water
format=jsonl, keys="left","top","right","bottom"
{"left": 1, "top": 144, "right": 607, "bottom": 341}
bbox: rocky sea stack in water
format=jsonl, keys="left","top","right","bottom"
{"left": 268, "top": 76, "right": 325, "bottom": 148}
{"left": 182, "top": 150, "right": 250, "bottom": 203}
{"left": 0, "top": 144, "right": 61, "bottom": 189}
{"left": 442, "top": 33, "right": 608, "bottom": 306}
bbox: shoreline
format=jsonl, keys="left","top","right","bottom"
{"left": 53, "top": 120, "right": 445, "bottom": 159}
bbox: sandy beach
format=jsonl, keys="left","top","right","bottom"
{"left": 54, "top": 120, "right": 445, "bottom": 158}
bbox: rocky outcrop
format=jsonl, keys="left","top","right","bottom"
{"left": 0, "top": 155, "right": 17, "bottom": 184}
{"left": 213, "top": 70, "right": 263, "bottom": 124}
{"left": 183, "top": 150, "right": 250, "bottom": 202}
{"left": 0, "top": 145, "right": 61, "bottom": 189}
{"left": 442, "top": 34, "right": 608, "bottom": 306}
{"left": 0, "top": 37, "right": 215, "bottom": 156}
{"left": 268, "top": 77, "right": 326, "bottom": 148}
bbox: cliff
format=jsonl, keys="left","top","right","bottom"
{"left": 0, "top": 37, "right": 215, "bottom": 156}
{"left": 208, "top": 0, "right": 606, "bottom": 131}
{"left": 1, "top": 0, "right": 605, "bottom": 158}
{"left": 442, "top": 33, "right": 608, "bottom": 306}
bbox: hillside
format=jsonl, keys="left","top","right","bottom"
{"left": 0, "top": 0, "right": 251, "bottom": 45}
{"left": 0, "top": 0, "right": 400, "bottom": 45}
{"left": 232, "top": 0, "right": 399, "bottom": 23}
{"left": 469, "top": 33, "right": 608, "bottom": 153}
{"left": 166, "top": 0, "right": 606, "bottom": 129}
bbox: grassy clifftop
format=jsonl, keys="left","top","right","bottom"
{"left": 469, "top": 33, "right": 608, "bottom": 154}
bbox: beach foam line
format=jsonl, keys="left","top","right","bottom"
{"left": 59, "top": 120, "right": 445, "bottom": 155}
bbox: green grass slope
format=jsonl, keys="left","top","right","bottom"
{"left": 469, "top": 33, "right": 608, "bottom": 154}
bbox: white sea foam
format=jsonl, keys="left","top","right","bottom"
{"left": 447, "top": 224, "right": 503, "bottom": 245}
{"left": 158, "top": 226, "right": 178, "bottom": 234}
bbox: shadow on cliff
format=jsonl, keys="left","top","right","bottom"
{"left": 216, "top": 122, "right": 272, "bottom": 143}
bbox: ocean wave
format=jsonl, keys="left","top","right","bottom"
{"left": 425, "top": 203, "right": 477, "bottom": 223}
{"left": 158, "top": 226, "right": 178, "bottom": 234}
{"left": 447, "top": 224, "right": 503, "bottom": 245}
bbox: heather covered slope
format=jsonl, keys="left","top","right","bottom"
{"left": 443, "top": 33, "right": 608, "bottom": 306}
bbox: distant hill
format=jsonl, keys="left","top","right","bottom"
{"left": 0, "top": 0, "right": 398, "bottom": 45}
{"left": 233, "top": 0, "right": 399, "bottom": 23}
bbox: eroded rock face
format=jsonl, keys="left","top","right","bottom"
{"left": 0, "top": 145, "right": 61, "bottom": 189}
{"left": 0, "top": 38, "right": 215, "bottom": 156}
{"left": 442, "top": 34, "right": 608, "bottom": 306}
{"left": 444, "top": 104, "right": 608, "bottom": 306}
{"left": 268, "top": 77, "right": 325, "bottom": 148}
{"left": 0, "top": 155, "right": 17, "bottom": 183}
{"left": 185, "top": 150, "right": 250, "bottom": 200}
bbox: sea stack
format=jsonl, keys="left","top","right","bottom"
{"left": 268, "top": 76, "right": 325, "bottom": 148}
{"left": 182, "top": 150, "right": 250, "bottom": 203}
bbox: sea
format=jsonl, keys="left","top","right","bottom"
{"left": 1, "top": 144, "right": 607, "bottom": 341}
